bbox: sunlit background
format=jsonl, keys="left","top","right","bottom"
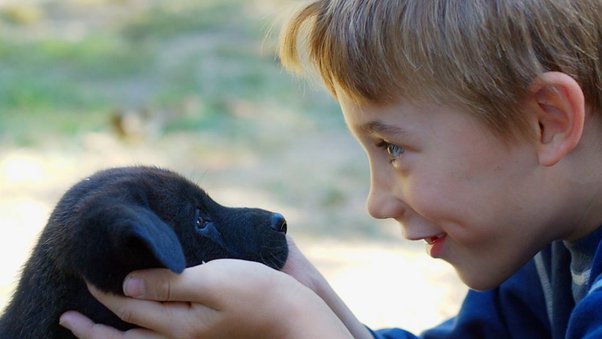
{"left": 0, "top": 0, "right": 466, "bottom": 333}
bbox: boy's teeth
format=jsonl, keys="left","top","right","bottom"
{"left": 425, "top": 234, "right": 443, "bottom": 244}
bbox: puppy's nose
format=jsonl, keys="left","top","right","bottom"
{"left": 270, "top": 213, "right": 287, "bottom": 234}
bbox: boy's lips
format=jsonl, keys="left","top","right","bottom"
{"left": 425, "top": 233, "right": 447, "bottom": 258}
{"left": 425, "top": 233, "right": 446, "bottom": 245}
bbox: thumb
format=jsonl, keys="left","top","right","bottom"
{"left": 122, "top": 264, "right": 225, "bottom": 306}
{"left": 122, "top": 268, "right": 179, "bottom": 300}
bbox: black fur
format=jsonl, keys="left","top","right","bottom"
{"left": 0, "top": 166, "right": 288, "bottom": 339}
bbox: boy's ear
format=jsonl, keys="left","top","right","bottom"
{"left": 529, "top": 71, "right": 585, "bottom": 166}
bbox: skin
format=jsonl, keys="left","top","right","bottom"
{"left": 60, "top": 238, "right": 366, "bottom": 339}
{"left": 339, "top": 72, "right": 600, "bottom": 290}
{"left": 60, "top": 72, "right": 602, "bottom": 337}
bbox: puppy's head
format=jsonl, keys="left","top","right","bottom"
{"left": 52, "top": 166, "right": 288, "bottom": 294}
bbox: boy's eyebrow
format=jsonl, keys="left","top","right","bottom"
{"left": 359, "top": 120, "right": 407, "bottom": 136}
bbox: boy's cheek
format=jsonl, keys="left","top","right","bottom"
{"left": 406, "top": 182, "right": 492, "bottom": 241}
{"left": 403, "top": 177, "right": 458, "bottom": 219}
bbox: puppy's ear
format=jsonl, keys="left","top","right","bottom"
{"left": 72, "top": 203, "right": 186, "bottom": 293}
{"left": 111, "top": 205, "right": 186, "bottom": 273}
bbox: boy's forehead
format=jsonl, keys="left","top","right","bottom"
{"left": 338, "top": 88, "right": 413, "bottom": 119}
{"left": 337, "top": 92, "right": 378, "bottom": 125}
{"left": 338, "top": 93, "right": 414, "bottom": 135}
{"left": 339, "top": 92, "right": 484, "bottom": 139}
{"left": 336, "top": 85, "right": 390, "bottom": 114}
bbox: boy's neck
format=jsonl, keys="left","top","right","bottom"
{"left": 560, "top": 124, "right": 602, "bottom": 241}
{"left": 543, "top": 113, "right": 602, "bottom": 242}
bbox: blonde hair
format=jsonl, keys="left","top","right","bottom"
{"left": 279, "top": 0, "right": 602, "bottom": 141}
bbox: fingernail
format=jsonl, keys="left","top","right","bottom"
{"left": 123, "top": 276, "right": 144, "bottom": 297}
{"left": 59, "top": 312, "right": 73, "bottom": 327}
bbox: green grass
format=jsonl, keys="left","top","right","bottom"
{"left": 121, "top": 0, "right": 252, "bottom": 42}
{"left": 0, "top": 0, "right": 341, "bottom": 145}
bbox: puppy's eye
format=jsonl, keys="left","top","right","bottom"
{"left": 194, "top": 208, "right": 211, "bottom": 230}
{"left": 196, "top": 215, "right": 206, "bottom": 229}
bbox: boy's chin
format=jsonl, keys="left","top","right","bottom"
{"left": 455, "top": 267, "right": 515, "bottom": 292}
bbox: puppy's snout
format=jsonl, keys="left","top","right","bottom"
{"left": 270, "top": 213, "right": 287, "bottom": 234}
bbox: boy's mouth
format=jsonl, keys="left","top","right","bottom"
{"left": 425, "top": 233, "right": 446, "bottom": 245}
{"left": 425, "top": 233, "right": 447, "bottom": 258}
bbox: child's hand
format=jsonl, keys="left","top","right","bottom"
{"left": 60, "top": 254, "right": 353, "bottom": 338}
{"left": 282, "top": 237, "right": 374, "bottom": 339}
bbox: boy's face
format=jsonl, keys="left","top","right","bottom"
{"left": 339, "top": 94, "right": 569, "bottom": 290}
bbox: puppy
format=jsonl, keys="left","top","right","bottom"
{"left": 0, "top": 166, "right": 288, "bottom": 339}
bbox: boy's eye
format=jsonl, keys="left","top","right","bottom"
{"left": 377, "top": 141, "right": 405, "bottom": 165}
{"left": 386, "top": 143, "right": 405, "bottom": 158}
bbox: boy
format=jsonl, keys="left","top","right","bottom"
{"left": 60, "top": 0, "right": 602, "bottom": 338}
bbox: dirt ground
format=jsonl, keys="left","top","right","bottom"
{"left": 0, "top": 127, "right": 467, "bottom": 334}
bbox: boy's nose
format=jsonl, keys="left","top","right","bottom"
{"left": 270, "top": 213, "right": 287, "bottom": 233}
{"left": 367, "top": 181, "right": 405, "bottom": 220}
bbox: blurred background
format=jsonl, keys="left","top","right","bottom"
{"left": 0, "top": 0, "right": 466, "bottom": 333}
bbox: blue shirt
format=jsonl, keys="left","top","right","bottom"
{"left": 369, "top": 226, "right": 602, "bottom": 339}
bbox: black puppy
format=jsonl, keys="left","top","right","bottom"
{"left": 0, "top": 166, "right": 288, "bottom": 338}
